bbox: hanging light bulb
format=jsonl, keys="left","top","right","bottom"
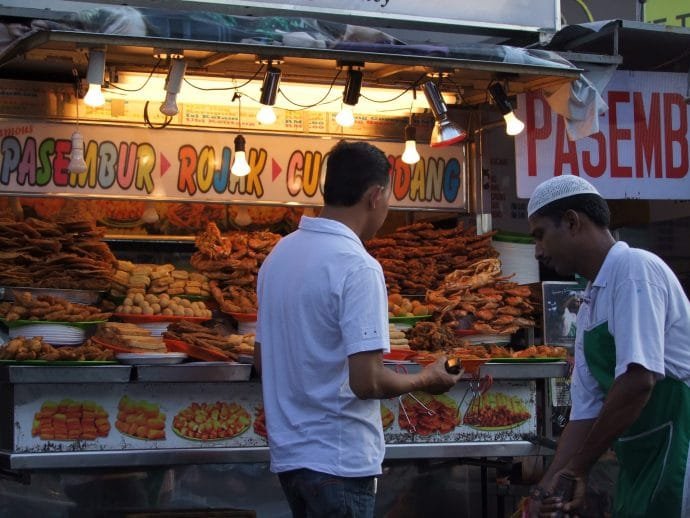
{"left": 336, "top": 66, "right": 362, "bottom": 127}
{"left": 84, "top": 49, "right": 106, "bottom": 107}
{"left": 141, "top": 202, "right": 159, "bottom": 224}
{"left": 231, "top": 135, "right": 251, "bottom": 177}
{"left": 233, "top": 206, "right": 253, "bottom": 226}
{"left": 422, "top": 80, "right": 467, "bottom": 147}
{"left": 160, "top": 57, "right": 187, "bottom": 117}
{"left": 401, "top": 123, "right": 420, "bottom": 165}
{"left": 257, "top": 65, "right": 281, "bottom": 125}
{"left": 68, "top": 131, "right": 87, "bottom": 174}
{"left": 488, "top": 82, "right": 525, "bottom": 136}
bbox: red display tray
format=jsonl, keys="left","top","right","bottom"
{"left": 163, "top": 338, "right": 231, "bottom": 362}
{"left": 227, "top": 312, "right": 257, "bottom": 323}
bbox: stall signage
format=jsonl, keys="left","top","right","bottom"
{"left": 0, "top": 122, "right": 466, "bottom": 210}
{"left": 515, "top": 70, "right": 690, "bottom": 200}
{"left": 644, "top": 0, "right": 690, "bottom": 27}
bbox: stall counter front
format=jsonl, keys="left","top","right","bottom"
{"left": 0, "top": 361, "right": 566, "bottom": 470}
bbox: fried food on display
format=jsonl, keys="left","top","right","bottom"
{"left": 94, "top": 322, "right": 167, "bottom": 353}
{"left": 0, "top": 213, "right": 116, "bottom": 291}
{"left": 164, "top": 319, "right": 253, "bottom": 359}
{"left": 425, "top": 258, "right": 536, "bottom": 335}
{"left": 0, "top": 336, "right": 115, "bottom": 361}
{"left": 2, "top": 291, "right": 111, "bottom": 322}
{"left": 388, "top": 293, "right": 429, "bottom": 317}
{"left": 191, "top": 222, "right": 280, "bottom": 314}
{"left": 110, "top": 260, "right": 211, "bottom": 299}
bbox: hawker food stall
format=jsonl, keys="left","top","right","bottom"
{"left": 0, "top": 1, "right": 634, "bottom": 515}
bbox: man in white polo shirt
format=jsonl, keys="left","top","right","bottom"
{"left": 526, "top": 175, "right": 690, "bottom": 518}
{"left": 255, "top": 141, "right": 462, "bottom": 517}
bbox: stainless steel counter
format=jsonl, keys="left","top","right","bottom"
{"left": 0, "top": 440, "right": 554, "bottom": 470}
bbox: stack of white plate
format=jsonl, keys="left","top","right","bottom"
{"left": 136, "top": 322, "right": 172, "bottom": 337}
{"left": 8, "top": 323, "right": 87, "bottom": 345}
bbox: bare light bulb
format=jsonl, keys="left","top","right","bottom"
{"left": 256, "top": 105, "right": 277, "bottom": 125}
{"left": 68, "top": 131, "right": 87, "bottom": 174}
{"left": 503, "top": 111, "right": 525, "bottom": 136}
{"left": 234, "top": 206, "right": 253, "bottom": 226}
{"left": 231, "top": 135, "right": 251, "bottom": 177}
{"left": 83, "top": 83, "right": 105, "bottom": 108}
{"left": 231, "top": 151, "right": 251, "bottom": 177}
{"left": 402, "top": 140, "right": 420, "bottom": 164}
{"left": 401, "top": 124, "right": 420, "bottom": 164}
{"left": 84, "top": 49, "right": 106, "bottom": 108}
{"left": 141, "top": 203, "right": 159, "bottom": 223}
{"left": 335, "top": 105, "right": 355, "bottom": 127}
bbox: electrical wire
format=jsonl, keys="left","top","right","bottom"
{"left": 108, "top": 59, "right": 163, "bottom": 92}
{"left": 143, "top": 100, "right": 172, "bottom": 129}
{"left": 573, "top": 0, "right": 594, "bottom": 23}
{"left": 184, "top": 64, "right": 265, "bottom": 91}
{"left": 359, "top": 73, "right": 428, "bottom": 103}
{"left": 278, "top": 69, "right": 342, "bottom": 109}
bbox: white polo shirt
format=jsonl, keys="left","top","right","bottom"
{"left": 256, "top": 216, "right": 390, "bottom": 477}
{"left": 570, "top": 241, "right": 690, "bottom": 420}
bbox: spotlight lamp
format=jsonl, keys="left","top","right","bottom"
{"left": 231, "top": 134, "right": 251, "bottom": 177}
{"left": 401, "top": 124, "right": 420, "bottom": 165}
{"left": 257, "top": 65, "right": 282, "bottom": 125}
{"left": 421, "top": 80, "right": 467, "bottom": 147}
{"left": 336, "top": 66, "right": 363, "bottom": 127}
{"left": 68, "top": 131, "right": 88, "bottom": 174}
{"left": 84, "top": 49, "right": 106, "bottom": 107}
{"left": 488, "top": 82, "right": 525, "bottom": 136}
{"left": 160, "top": 57, "right": 187, "bottom": 117}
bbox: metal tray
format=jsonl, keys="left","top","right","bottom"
{"left": 134, "top": 361, "right": 252, "bottom": 382}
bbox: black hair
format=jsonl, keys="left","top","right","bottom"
{"left": 323, "top": 141, "right": 390, "bottom": 207}
{"left": 534, "top": 193, "right": 610, "bottom": 227}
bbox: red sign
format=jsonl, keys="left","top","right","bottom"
{"left": 516, "top": 71, "right": 690, "bottom": 200}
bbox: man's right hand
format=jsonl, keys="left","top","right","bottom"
{"left": 420, "top": 357, "right": 463, "bottom": 394}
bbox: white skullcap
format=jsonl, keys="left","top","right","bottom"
{"left": 527, "top": 175, "right": 600, "bottom": 217}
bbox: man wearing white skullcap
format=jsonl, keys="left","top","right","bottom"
{"left": 525, "top": 175, "right": 690, "bottom": 518}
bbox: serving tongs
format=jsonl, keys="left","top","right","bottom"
{"left": 398, "top": 392, "right": 435, "bottom": 433}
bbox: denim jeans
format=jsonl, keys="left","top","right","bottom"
{"left": 278, "top": 468, "right": 376, "bottom": 518}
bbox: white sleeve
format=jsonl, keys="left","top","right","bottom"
{"left": 339, "top": 265, "right": 390, "bottom": 356}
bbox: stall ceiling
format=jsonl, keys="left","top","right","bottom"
{"left": 0, "top": 29, "right": 590, "bottom": 106}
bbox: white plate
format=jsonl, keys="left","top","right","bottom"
{"left": 137, "top": 322, "right": 171, "bottom": 337}
{"left": 115, "top": 352, "right": 187, "bottom": 365}
{"left": 8, "top": 323, "right": 86, "bottom": 345}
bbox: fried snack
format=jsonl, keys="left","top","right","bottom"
{"left": 94, "top": 322, "right": 167, "bottom": 353}
{"left": 0, "top": 336, "right": 115, "bottom": 361}
{"left": 4, "top": 291, "right": 111, "bottom": 322}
